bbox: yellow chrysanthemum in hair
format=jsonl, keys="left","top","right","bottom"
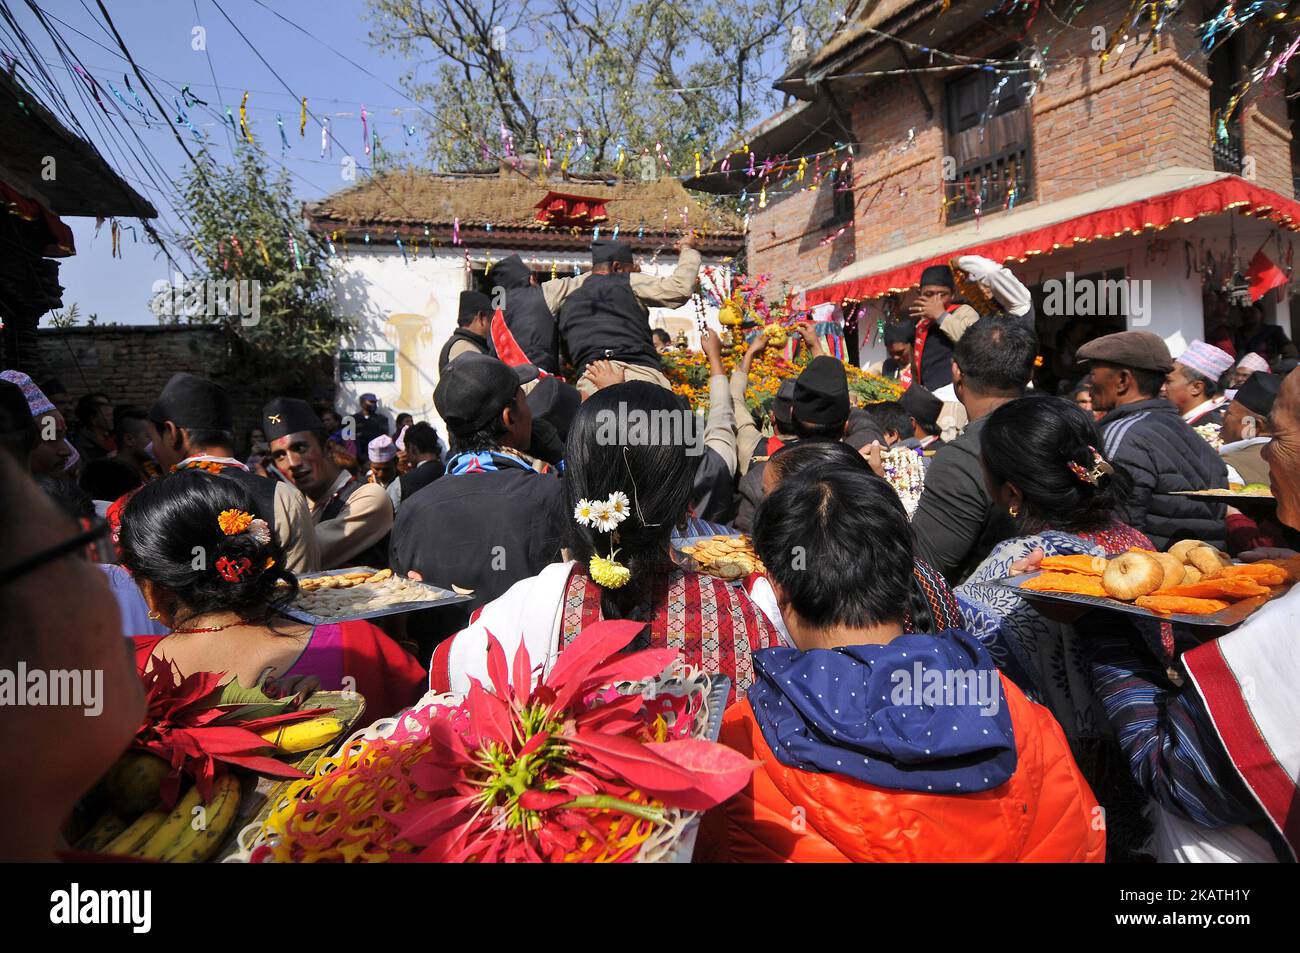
{"left": 589, "top": 554, "right": 630, "bottom": 589}
{"left": 217, "top": 508, "right": 254, "bottom": 536}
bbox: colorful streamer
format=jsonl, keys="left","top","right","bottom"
{"left": 239, "top": 92, "right": 254, "bottom": 144}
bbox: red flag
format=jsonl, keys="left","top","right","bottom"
{"left": 1247, "top": 250, "right": 1288, "bottom": 302}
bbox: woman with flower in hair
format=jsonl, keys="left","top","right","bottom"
{"left": 431, "top": 381, "right": 783, "bottom": 701}
{"left": 121, "top": 470, "right": 426, "bottom": 718}
{"left": 955, "top": 393, "right": 1157, "bottom": 860}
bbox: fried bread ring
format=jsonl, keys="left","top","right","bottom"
{"left": 1152, "top": 553, "right": 1186, "bottom": 590}
{"left": 1186, "top": 546, "right": 1231, "bottom": 575}
{"left": 1103, "top": 552, "right": 1164, "bottom": 601}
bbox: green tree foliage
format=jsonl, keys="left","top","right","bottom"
{"left": 173, "top": 147, "right": 353, "bottom": 389}
{"left": 366, "top": 0, "right": 839, "bottom": 174}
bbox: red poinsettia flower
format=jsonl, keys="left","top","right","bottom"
{"left": 134, "top": 660, "right": 329, "bottom": 806}
{"left": 258, "top": 619, "right": 755, "bottom": 863}
{"left": 382, "top": 619, "right": 756, "bottom": 862}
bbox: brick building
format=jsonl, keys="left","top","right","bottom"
{"left": 693, "top": 0, "right": 1300, "bottom": 379}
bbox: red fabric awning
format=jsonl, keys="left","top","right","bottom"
{"left": 533, "top": 190, "right": 610, "bottom": 227}
{"left": 0, "top": 180, "right": 75, "bottom": 257}
{"left": 805, "top": 175, "right": 1300, "bottom": 306}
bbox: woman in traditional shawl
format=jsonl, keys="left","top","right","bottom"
{"left": 432, "top": 381, "right": 783, "bottom": 702}
{"left": 955, "top": 393, "right": 1157, "bottom": 859}
{"left": 122, "top": 470, "right": 426, "bottom": 719}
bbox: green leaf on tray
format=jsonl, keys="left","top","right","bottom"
{"left": 210, "top": 678, "right": 309, "bottom": 723}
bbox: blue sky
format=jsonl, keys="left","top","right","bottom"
{"left": 7, "top": 0, "right": 430, "bottom": 324}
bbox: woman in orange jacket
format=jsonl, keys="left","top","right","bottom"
{"left": 697, "top": 466, "right": 1105, "bottom": 863}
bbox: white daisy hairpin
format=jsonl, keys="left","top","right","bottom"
{"left": 573, "top": 491, "right": 632, "bottom": 588}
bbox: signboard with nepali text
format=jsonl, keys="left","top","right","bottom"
{"left": 339, "top": 348, "right": 396, "bottom": 383}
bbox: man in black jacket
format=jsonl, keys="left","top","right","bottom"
{"left": 1077, "top": 331, "right": 1228, "bottom": 550}
{"left": 389, "top": 355, "right": 565, "bottom": 615}
{"left": 910, "top": 317, "right": 1037, "bottom": 583}
{"left": 437, "top": 291, "right": 494, "bottom": 372}
{"left": 492, "top": 255, "right": 559, "bottom": 373}
{"left": 553, "top": 236, "right": 698, "bottom": 396}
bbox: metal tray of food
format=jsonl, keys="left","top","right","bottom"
{"left": 671, "top": 533, "right": 762, "bottom": 584}
{"left": 1171, "top": 489, "right": 1276, "bottom": 513}
{"left": 280, "top": 566, "right": 472, "bottom": 625}
{"left": 991, "top": 570, "right": 1289, "bottom": 628}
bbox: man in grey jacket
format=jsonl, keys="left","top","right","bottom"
{"left": 1077, "top": 331, "right": 1228, "bottom": 550}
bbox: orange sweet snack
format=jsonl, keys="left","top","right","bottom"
{"left": 1158, "top": 577, "right": 1270, "bottom": 601}
{"left": 1208, "top": 564, "right": 1288, "bottom": 587}
{"left": 1273, "top": 557, "right": 1300, "bottom": 584}
{"left": 1021, "top": 572, "right": 1109, "bottom": 598}
{"left": 1135, "top": 595, "right": 1231, "bottom": 615}
{"left": 1038, "top": 555, "right": 1104, "bottom": 576}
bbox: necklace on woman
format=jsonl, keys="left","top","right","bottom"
{"left": 170, "top": 616, "right": 260, "bottom": 634}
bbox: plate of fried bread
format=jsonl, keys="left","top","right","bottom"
{"left": 279, "top": 566, "right": 471, "bottom": 624}
{"left": 674, "top": 534, "right": 766, "bottom": 583}
{"left": 992, "top": 542, "right": 1299, "bottom": 626}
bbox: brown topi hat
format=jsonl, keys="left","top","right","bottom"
{"left": 1075, "top": 331, "right": 1173, "bottom": 374}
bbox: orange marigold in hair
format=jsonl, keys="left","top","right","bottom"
{"left": 218, "top": 508, "right": 254, "bottom": 536}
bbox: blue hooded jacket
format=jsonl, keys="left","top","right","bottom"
{"left": 747, "top": 629, "right": 1017, "bottom": 794}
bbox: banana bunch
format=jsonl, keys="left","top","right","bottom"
{"left": 96, "top": 774, "right": 241, "bottom": 863}
{"left": 103, "top": 750, "right": 169, "bottom": 816}
{"left": 257, "top": 715, "right": 345, "bottom": 754}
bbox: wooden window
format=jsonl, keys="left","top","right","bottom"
{"left": 943, "top": 64, "right": 1032, "bottom": 224}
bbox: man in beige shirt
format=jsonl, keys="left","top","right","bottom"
{"left": 543, "top": 235, "right": 701, "bottom": 396}
{"left": 147, "top": 373, "right": 320, "bottom": 574}
{"left": 263, "top": 397, "right": 393, "bottom": 570}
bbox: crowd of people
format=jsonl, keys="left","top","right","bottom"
{"left": 2, "top": 235, "right": 1298, "bottom": 863}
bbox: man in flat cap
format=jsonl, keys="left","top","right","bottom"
{"left": 147, "top": 373, "right": 319, "bottom": 573}
{"left": 906, "top": 256, "right": 1032, "bottom": 397}
{"left": 491, "top": 254, "right": 560, "bottom": 373}
{"left": 1077, "top": 330, "right": 1228, "bottom": 550}
{"left": 1167, "top": 339, "right": 1235, "bottom": 427}
{"left": 1219, "top": 372, "right": 1281, "bottom": 486}
{"left": 264, "top": 396, "right": 392, "bottom": 569}
{"left": 542, "top": 233, "right": 700, "bottom": 396}
{"left": 390, "top": 355, "right": 565, "bottom": 622}
{"left": 438, "top": 290, "right": 495, "bottom": 373}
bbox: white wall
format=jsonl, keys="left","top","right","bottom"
{"left": 328, "top": 244, "right": 733, "bottom": 438}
